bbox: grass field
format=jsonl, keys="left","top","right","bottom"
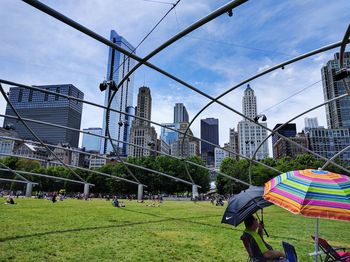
{"left": 0, "top": 198, "right": 349, "bottom": 262}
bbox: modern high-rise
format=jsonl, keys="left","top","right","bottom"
{"left": 322, "top": 52, "right": 350, "bottom": 129}
{"left": 4, "top": 84, "right": 84, "bottom": 147}
{"left": 128, "top": 86, "right": 157, "bottom": 158}
{"left": 237, "top": 85, "right": 269, "bottom": 160}
{"left": 82, "top": 128, "right": 102, "bottom": 152}
{"left": 101, "top": 30, "right": 136, "bottom": 155}
{"left": 174, "top": 103, "right": 189, "bottom": 124}
{"left": 200, "top": 118, "right": 219, "bottom": 166}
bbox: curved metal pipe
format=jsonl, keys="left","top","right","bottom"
{"left": 0, "top": 161, "right": 30, "bottom": 183}
{"left": 339, "top": 24, "right": 350, "bottom": 68}
{"left": 0, "top": 177, "right": 38, "bottom": 185}
{"left": 0, "top": 167, "right": 93, "bottom": 186}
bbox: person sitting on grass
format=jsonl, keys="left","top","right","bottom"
{"left": 243, "top": 215, "right": 287, "bottom": 262}
{"left": 5, "top": 196, "right": 16, "bottom": 205}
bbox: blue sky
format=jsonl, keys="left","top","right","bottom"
{"left": 1, "top": 0, "right": 350, "bottom": 151}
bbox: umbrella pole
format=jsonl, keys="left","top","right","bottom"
{"left": 256, "top": 211, "right": 269, "bottom": 237}
{"left": 315, "top": 218, "right": 319, "bottom": 262}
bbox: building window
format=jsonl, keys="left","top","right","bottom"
{"left": 18, "top": 89, "right": 23, "bottom": 102}
{"left": 55, "top": 87, "right": 60, "bottom": 101}
{"left": 44, "top": 88, "right": 49, "bottom": 101}
{"left": 28, "top": 89, "right": 33, "bottom": 102}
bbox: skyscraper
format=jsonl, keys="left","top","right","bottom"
{"left": 4, "top": 84, "right": 84, "bottom": 147}
{"left": 237, "top": 85, "right": 269, "bottom": 160}
{"left": 242, "top": 84, "right": 257, "bottom": 119}
{"left": 322, "top": 52, "right": 350, "bottom": 129}
{"left": 200, "top": 118, "right": 219, "bottom": 166}
{"left": 128, "top": 86, "right": 157, "bottom": 158}
{"left": 174, "top": 103, "right": 189, "bottom": 124}
{"left": 101, "top": 30, "right": 136, "bottom": 155}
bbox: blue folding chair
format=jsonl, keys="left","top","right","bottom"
{"left": 282, "top": 241, "right": 298, "bottom": 262}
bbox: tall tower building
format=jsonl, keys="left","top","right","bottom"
{"left": 242, "top": 84, "right": 257, "bottom": 119}
{"left": 101, "top": 30, "right": 136, "bottom": 155}
{"left": 128, "top": 87, "right": 157, "bottom": 158}
{"left": 174, "top": 103, "right": 189, "bottom": 124}
{"left": 322, "top": 52, "right": 350, "bottom": 129}
{"left": 4, "top": 84, "right": 84, "bottom": 147}
{"left": 200, "top": 118, "right": 219, "bottom": 166}
{"left": 237, "top": 85, "right": 269, "bottom": 160}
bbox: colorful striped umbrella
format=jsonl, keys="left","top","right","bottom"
{"left": 263, "top": 169, "right": 350, "bottom": 262}
{"left": 263, "top": 169, "right": 350, "bottom": 221}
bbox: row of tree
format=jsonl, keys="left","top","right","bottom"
{"left": 0, "top": 153, "right": 347, "bottom": 196}
{"left": 0, "top": 155, "right": 211, "bottom": 195}
{"left": 216, "top": 153, "right": 348, "bottom": 195}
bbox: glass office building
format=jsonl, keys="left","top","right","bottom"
{"left": 4, "top": 84, "right": 84, "bottom": 147}
{"left": 101, "top": 30, "right": 136, "bottom": 156}
{"left": 200, "top": 118, "right": 219, "bottom": 166}
{"left": 322, "top": 52, "right": 350, "bottom": 129}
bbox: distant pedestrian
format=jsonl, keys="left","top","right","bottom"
{"left": 52, "top": 194, "right": 57, "bottom": 203}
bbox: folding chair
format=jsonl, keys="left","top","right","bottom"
{"left": 240, "top": 232, "right": 266, "bottom": 262}
{"left": 282, "top": 241, "right": 298, "bottom": 262}
{"left": 312, "top": 236, "right": 350, "bottom": 262}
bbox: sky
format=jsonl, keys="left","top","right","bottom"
{"left": 1, "top": 0, "right": 350, "bottom": 154}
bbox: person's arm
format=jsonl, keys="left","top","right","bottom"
{"left": 263, "top": 250, "right": 286, "bottom": 259}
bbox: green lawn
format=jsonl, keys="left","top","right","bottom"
{"left": 0, "top": 198, "right": 349, "bottom": 262}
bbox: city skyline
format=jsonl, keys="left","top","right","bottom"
{"left": 1, "top": 1, "right": 349, "bottom": 154}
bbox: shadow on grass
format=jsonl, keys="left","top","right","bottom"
{"left": 0, "top": 206, "right": 305, "bottom": 244}
{"left": 119, "top": 207, "right": 306, "bottom": 243}
{"left": 0, "top": 218, "right": 170, "bottom": 243}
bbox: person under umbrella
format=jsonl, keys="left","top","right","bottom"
{"left": 222, "top": 186, "right": 272, "bottom": 232}
{"left": 243, "top": 215, "right": 287, "bottom": 261}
